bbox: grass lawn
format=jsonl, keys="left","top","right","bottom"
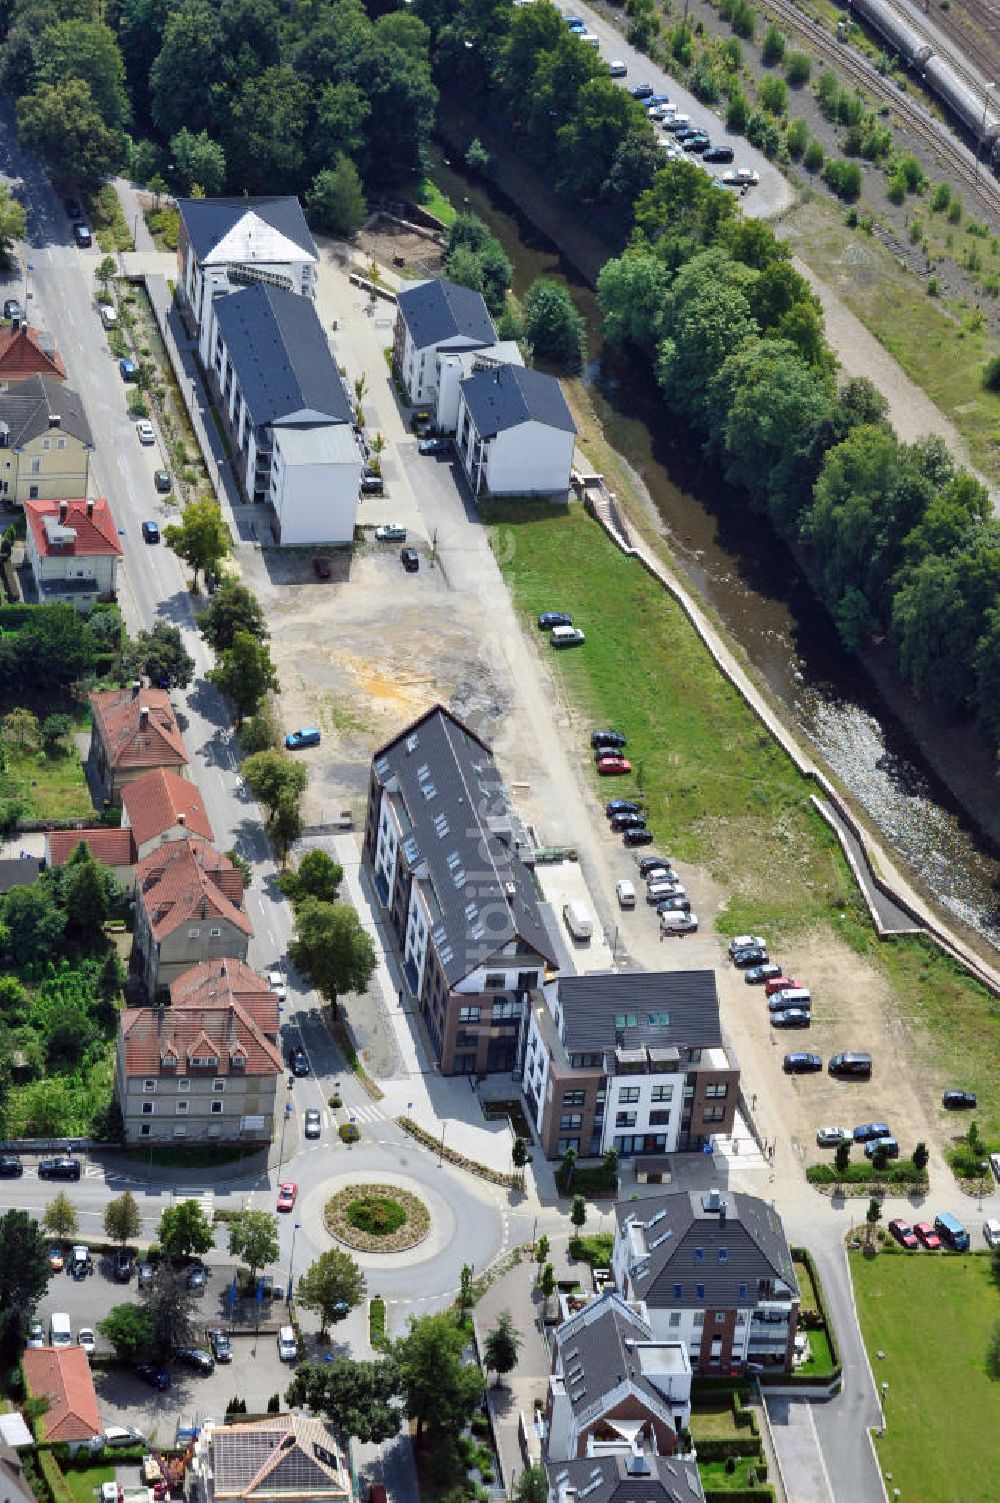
{"left": 413, "top": 175, "right": 457, "bottom": 229}
{"left": 851, "top": 1249, "right": 1000, "bottom": 1501}
{"left": 5, "top": 741, "right": 92, "bottom": 820}
{"left": 698, "top": 1456, "right": 766, "bottom": 1490}
{"left": 797, "top": 1325, "right": 835, "bottom": 1376}
{"left": 690, "top": 1397, "right": 741, "bottom": 1440}
{"left": 62, "top": 1464, "right": 113, "bottom": 1503}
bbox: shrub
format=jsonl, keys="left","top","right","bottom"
{"left": 983, "top": 356, "right": 1000, "bottom": 391}
{"left": 823, "top": 157, "right": 863, "bottom": 200}
{"left": 369, "top": 1295, "right": 387, "bottom": 1346}
{"left": 930, "top": 181, "right": 951, "bottom": 212}
{"left": 897, "top": 152, "right": 926, "bottom": 191}
{"left": 785, "top": 118, "right": 809, "bottom": 158}
{"left": 727, "top": 88, "right": 749, "bottom": 132}
{"left": 948, "top": 197, "right": 963, "bottom": 224}
{"left": 785, "top": 50, "right": 811, "bottom": 85}
{"left": 731, "top": 0, "right": 755, "bottom": 40}
{"left": 745, "top": 110, "right": 781, "bottom": 156}
{"left": 761, "top": 22, "right": 785, "bottom": 64}
{"left": 886, "top": 173, "right": 906, "bottom": 204}
{"left": 803, "top": 140, "right": 825, "bottom": 173}
{"left": 759, "top": 75, "right": 787, "bottom": 115}
{"left": 347, "top": 1194, "right": 407, "bottom": 1237}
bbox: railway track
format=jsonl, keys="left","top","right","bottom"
{"left": 764, "top": 0, "right": 1000, "bottom": 221}
{"left": 931, "top": 0, "right": 1000, "bottom": 99}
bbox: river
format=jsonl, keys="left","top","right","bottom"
{"left": 430, "top": 146, "right": 1000, "bottom": 951}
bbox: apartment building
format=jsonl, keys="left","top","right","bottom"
{"left": 393, "top": 279, "right": 496, "bottom": 407}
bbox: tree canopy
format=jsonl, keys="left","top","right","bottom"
{"left": 288, "top": 897, "right": 376, "bottom": 1008}
{"left": 286, "top": 1357, "right": 401, "bottom": 1442}
{"left": 294, "top": 1248, "right": 366, "bottom": 1335}
{"left": 157, "top": 1199, "right": 214, "bottom": 1261}
{"left": 164, "top": 498, "right": 231, "bottom": 590}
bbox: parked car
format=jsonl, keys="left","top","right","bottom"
{"left": 815, "top": 1126, "right": 851, "bottom": 1147}
{"left": 285, "top": 727, "right": 321, "bottom": 750}
{"left": 983, "top": 1219, "right": 1000, "bottom": 1249}
{"left": 731, "top": 945, "right": 768, "bottom": 968}
{"left": 591, "top": 729, "right": 627, "bottom": 749}
{"left": 176, "top": 1347, "right": 214, "bottom": 1374}
{"left": 277, "top": 1325, "right": 298, "bottom": 1362}
{"left": 732, "top": 167, "right": 760, "bottom": 185}
{"left": 608, "top": 60, "right": 627, "bottom": 76}
{"left": 153, "top": 469, "right": 171, "bottom": 493}
{"left": 943, "top": 1089, "right": 977, "bottom": 1109}
{"left": 289, "top": 1047, "right": 309, "bottom": 1077}
{"left": 864, "top": 1136, "right": 899, "bottom": 1160}
{"left": 623, "top": 828, "right": 654, "bottom": 846}
{"left": 141, "top": 519, "right": 160, "bottom": 543}
{"left": 267, "top": 969, "right": 287, "bottom": 1000}
{"left": 643, "top": 865, "right": 676, "bottom": 884}
{"left": 209, "top": 1329, "right": 232, "bottom": 1362}
{"left": 3, "top": 298, "right": 23, "bottom": 321}
{"left": 375, "top": 524, "right": 407, "bottom": 541}
{"left": 417, "top": 436, "right": 450, "bottom": 456}
{"left": 39, "top": 1157, "right": 81, "bottom": 1180}
{"left": 888, "top": 1219, "right": 919, "bottom": 1250}
{"left": 630, "top": 83, "right": 653, "bottom": 99}
{"left": 606, "top": 798, "right": 640, "bottom": 817}
{"left": 638, "top": 855, "right": 673, "bottom": 876}
{"left": 656, "top": 895, "right": 691, "bottom": 914}
{"left": 703, "top": 145, "right": 735, "bottom": 163}
{"left": 744, "top": 963, "right": 782, "bottom": 985}
{"left": 65, "top": 197, "right": 83, "bottom": 220}
{"left": 48, "top": 1244, "right": 65, "bottom": 1271}
{"left": 77, "top": 1328, "right": 96, "bottom": 1356}
{"left": 764, "top": 975, "right": 801, "bottom": 998}
{"left": 783, "top": 1053, "right": 822, "bottom": 1074}
{"left": 660, "top": 911, "right": 698, "bottom": 935}
{"left": 853, "top": 1122, "right": 891, "bottom": 1143}
{"left": 597, "top": 756, "right": 632, "bottom": 775}
{"left": 135, "top": 419, "right": 155, "bottom": 444}
{"left": 26, "top": 1321, "right": 44, "bottom": 1348}
{"left": 137, "top": 1262, "right": 154, "bottom": 1289}
{"left": 277, "top": 1181, "right": 298, "bottom": 1212}
{"left": 828, "top": 1053, "right": 872, "bottom": 1079}
{"left": 0, "top": 1153, "right": 23, "bottom": 1177}
{"left": 360, "top": 469, "right": 383, "bottom": 494}
{"left": 100, "top": 303, "right": 118, "bottom": 329}
{"left": 119, "top": 358, "right": 139, "bottom": 382}
{"left": 684, "top": 135, "right": 712, "bottom": 153}
{"left": 113, "top": 1250, "right": 134, "bottom": 1283}
{"left": 616, "top": 879, "right": 636, "bottom": 909}
{"left": 770, "top": 1009, "right": 810, "bottom": 1028}
{"left": 551, "top": 625, "right": 585, "bottom": 647}
{"left": 73, "top": 223, "right": 92, "bottom": 247}
{"left": 729, "top": 935, "right": 766, "bottom": 957}
{"left": 135, "top": 1363, "right": 170, "bottom": 1390}
{"left": 538, "top": 611, "right": 573, "bottom": 629}
{"left": 304, "top": 1108, "right": 322, "bottom": 1139}
{"left": 646, "top": 881, "right": 684, "bottom": 902}
{"left": 401, "top": 546, "right": 419, "bottom": 572}
{"left": 610, "top": 811, "right": 646, "bottom": 832}
{"left": 185, "top": 1262, "right": 207, "bottom": 1291}
{"left": 913, "top": 1221, "right": 941, "bottom": 1250}
{"left": 313, "top": 557, "right": 331, "bottom": 579}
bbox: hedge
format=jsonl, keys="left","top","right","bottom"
{"left": 732, "top": 1388, "right": 759, "bottom": 1435}
{"left": 791, "top": 1247, "right": 841, "bottom": 1373}
{"left": 805, "top": 1161, "right": 927, "bottom": 1189}
{"left": 396, "top": 1117, "right": 517, "bottom": 1188}
{"left": 694, "top": 1437, "right": 763, "bottom": 1462}
{"left": 704, "top": 1488, "right": 776, "bottom": 1503}
{"left": 36, "top": 1452, "right": 73, "bottom": 1503}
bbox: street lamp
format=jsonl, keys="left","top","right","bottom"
{"left": 22, "top": 261, "right": 33, "bottom": 308}
{"left": 286, "top": 1220, "right": 301, "bottom": 1306}
{"left": 438, "top": 1120, "right": 447, "bottom": 1166}
{"left": 277, "top": 1092, "right": 293, "bottom": 1167}
{"left": 976, "top": 82, "right": 996, "bottom": 181}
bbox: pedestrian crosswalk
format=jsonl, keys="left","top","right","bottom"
{"left": 345, "top": 1102, "right": 384, "bottom": 1125}
{"left": 175, "top": 1188, "right": 214, "bottom": 1218}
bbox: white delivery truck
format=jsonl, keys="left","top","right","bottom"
{"left": 563, "top": 899, "right": 594, "bottom": 941}
{"left": 49, "top": 1312, "right": 72, "bottom": 1347}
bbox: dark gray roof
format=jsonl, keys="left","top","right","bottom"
{"left": 0, "top": 857, "right": 43, "bottom": 893}
{"left": 559, "top": 971, "right": 723, "bottom": 1055}
{"left": 397, "top": 279, "right": 496, "bottom": 351}
{"left": 459, "top": 362, "right": 576, "bottom": 437}
{"left": 213, "top": 286, "right": 352, "bottom": 430}
{"left": 372, "top": 705, "right": 554, "bottom": 985}
{"left": 547, "top": 1451, "right": 705, "bottom": 1503}
{"left": 178, "top": 196, "right": 316, "bottom": 263}
{"left": 553, "top": 1293, "right": 679, "bottom": 1422}
{"left": 615, "top": 1190, "right": 798, "bottom": 1311}
{"left": 0, "top": 375, "right": 92, "bottom": 449}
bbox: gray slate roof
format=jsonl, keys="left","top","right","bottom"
{"left": 460, "top": 362, "right": 577, "bottom": 437}
{"left": 559, "top": 971, "right": 723, "bottom": 1055}
{"left": 553, "top": 1293, "right": 677, "bottom": 1422}
{"left": 615, "top": 1189, "right": 798, "bottom": 1311}
{"left": 213, "top": 286, "right": 352, "bottom": 430}
{"left": 179, "top": 196, "right": 317, "bottom": 263}
{"left": 547, "top": 1451, "right": 705, "bottom": 1503}
{"left": 372, "top": 705, "right": 554, "bottom": 985}
{"left": 397, "top": 279, "right": 496, "bottom": 352}
{"left": 0, "top": 374, "right": 92, "bottom": 449}
{"left": 0, "top": 857, "right": 43, "bottom": 893}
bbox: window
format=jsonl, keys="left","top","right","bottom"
{"left": 649, "top": 1110, "right": 671, "bottom": 1126}
{"left": 141, "top": 1102, "right": 154, "bottom": 1116}
{"left": 562, "top": 1090, "right": 585, "bottom": 1108}
{"left": 211, "top": 1101, "right": 223, "bottom": 1115}
{"left": 559, "top": 1114, "right": 582, "bottom": 1130}
{"left": 491, "top": 999, "right": 518, "bottom": 1020}
{"left": 704, "top": 1083, "right": 728, "bottom": 1099}
{"left": 484, "top": 973, "right": 505, "bottom": 990}
{"left": 209, "top": 927, "right": 222, "bottom": 938}
{"left": 30, "top": 458, "right": 42, "bottom": 474}
{"left": 739, "top": 1283, "right": 748, "bottom": 1300}
{"left": 647, "top": 1012, "right": 670, "bottom": 1026}
{"left": 140, "top": 1124, "right": 151, "bottom": 1138}
{"left": 617, "top": 1086, "right": 640, "bottom": 1104}
{"left": 570, "top": 1053, "right": 602, "bottom": 1069}
{"left": 613, "top": 1013, "right": 638, "bottom": 1029}
{"left": 557, "top": 1138, "right": 580, "bottom": 1155}
{"left": 715, "top": 1312, "right": 725, "bottom": 1324}
{"left": 615, "top": 1111, "right": 636, "bottom": 1129}
{"left": 176, "top": 1101, "right": 189, "bottom": 1115}
{"left": 190, "top": 1055, "right": 218, "bottom": 1069}
{"left": 187, "top": 927, "right": 201, "bottom": 938}
{"left": 57, "top": 438, "right": 66, "bottom": 450}
{"left": 143, "top": 1079, "right": 156, "bottom": 1093}
{"left": 673, "top": 1284, "right": 682, "bottom": 1300}
{"left": 719, "top": 1248, "right": 728, "bottom": 1264}
{"left": 668, "top": 1311, "right": 681, "bottom": 1327}
{"left": 458, "top": 1007, "right": 480, "bottom": 1024}
{"left": 517, "top": 970, "right": 537, "bottom": 991}
{"left": 42, "top": 438, "right": 50, "bottom": 451}
{"left": 178, "top": 1078, "right": 191, "bottom": 1093}
{"left": 703, "top": 1105, "right": 726, "bottom": 1124}
{"left": 693, "top": 1311, "right": 704, "bottom": 1326}
{"left": 695, "top": 1284, "right": 705, "bottom": 1300}
{"left": 695, "top": 1247, "right": 704, "bottom": 1263}
{"left": 213, "top": 1080, "right": 225, "bottom": 1093}
{"left": 651, "top": 1085, "right": 674, "bottom": 1103}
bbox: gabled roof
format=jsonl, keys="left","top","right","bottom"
{"left": 0, "top": 323, "right": 66, "bottom": 382}
{"left": 460, "top": 362, "right": 577, "bottom": 438}
{"left": 558, "top": 971, "right": 723, "bottom": 1056}
{"left": 179, "top": 197, "right": 317, "bottom": 266}
{"left": 615, "top": 1190, "right": 798, "bottom": 1310}
{"left": 90, "top": 686, "right": 188, "bottom": 775}
{"left": 22, "top": 1347, "right": 101, "bottom": 1442}
{"left": 205, "top": 1415, "right": 349, "bottom": 1500}
{"left": 371, "top": 704, "right": 554, "bottom": 986}
{"left": 135, "top": 839, "right": 252, "bottom": 942}
{"left": 547, "top": 1451, "right": 705, "bottom": 1503}
{"left": 120, "top": 997, "right": 283, "bottom": 1078}
{"left": 170, "top": 958, "right": 279, "bottom": 1038}
{"left": 553, "top": 1292, "right": 686, "bottom": 1426}
{"left": 122, "top": 768, "right": 214, "bottom": 849}
{"left": 47, "top": 828, "right": 136, "bottom": 868}
{"left": 397, "top": 278, "right": 496, "bottom": 352}
{"left": 25, "top": 497, "right": 122, "bottom": 559}
{"left": 212, "top": 285, "right": 352, "bottom": 430}
{"left": 0, "top": 374, "right": 92, "bottom": 449}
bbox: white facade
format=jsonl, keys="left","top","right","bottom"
{"left": 523, "top": 1002, "right": 553, "bottom": 1135}
{"left": 603, "top": 1072, "right": 682, "bottom": 1155}
{"left": 454, "top": 407, "right": 575, "bottom": 498}
{"left": 270, "top": 425, "right": 360, "bottom": 545}
{"left": 436, "top": 342, "right": 524, "bottom": 433}
{"left": 183, "top": 224, "right": 317, "bottom": 366}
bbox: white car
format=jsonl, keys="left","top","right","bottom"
{"left": 722, "top": 167, "right": 760, "bottom": 188}
{"left": 616, "top": 879, "right": 636, "bottom": 909}
{"left": 660, "top": 911, "right": 698, "bottom": 935}
{"left": 277, "top": 1324, "right": 297, "bottom": 1362}
{"left": 87, "top": 1428, "right": 146, "bottom": 1452}
{"left": 729, "top": 934, "right": 766, "bottom": 957}
{"left": 136, "top": 420, "right": 155, "bottom": 445}
{"left": 267, "top": 969, "right": 287, "bottom": 1000}
{"left": 608, "top": 60, "right": 627, "bottom": 77}
{"left": 100, "top": 304, "right": 118, "bottom": 329}
{"left": 816, "top": 1126, "right": 851, "bottom": 1148}
{"left": 984, "top": 1218, "right": 1000, "bottom": 1248}
{"left": 26, "top": 1321, "right": 44, "bottom": 1348}
{"left": 78, "top": 1327, "right": 96, "bottom": 1357}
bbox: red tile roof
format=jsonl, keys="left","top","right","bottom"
{"left": 25, "top": 497, "right": 122, "bottom": 559}
{"left": 120, "top": 997, "right": 283, "bottom": 1077}
{"left": 122, "top": 768, "right": 214, "bottom": 849}
{"left": 22, "top": 1347, "right": 101, "bottom": 1442}
{"left": 47, "top": 827, "right": 137, "bottom": 868}
{"left": 90, "top": 686, "right": 188, "bottom": 775}
{"left": 170, "top": 959, "right": 279, "bottom": 1036}
{"left": 0, "top": 323, "right": 66, "bottom": 382}
{"left": 136, "top": 839, "right": 252, "bottom": 941}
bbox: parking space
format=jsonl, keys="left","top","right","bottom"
{"left": 535, "top": 863, "right": 615, "bottom": 973}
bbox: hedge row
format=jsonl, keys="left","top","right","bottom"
{"left": 732, "top": 1388, "right": 759, "bottom": 1436}
{"left": 791, "top": 1247, "right": 842, "bottom": 1374}
{"left": 695, "top": 1436, "right": 763, "bottom": 1462}
{"left": 806, "top": 1161, "right": 928, "bottom": 1188}
{"left": 36, "top": 1452, "right": 73, "bottom": 1503}
{"left": 396, "top": 1116, "right": 517, "bottom": 1188}
{"left": 704, "top": 1487, "right": 776, "bottom": 1503}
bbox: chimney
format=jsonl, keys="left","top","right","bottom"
{"left": 131, "top": 680, "right": 141, "bottom": 697}
{"left": 719, "top": 1201, "right": 727, "bottom": 1227}
{"left": 48, "top": 414, "right": 61, "bottom": 429}
{"left": 86, "top": 499, "right": 94, "bottom": 519}
{"left": 177, "top": 812, "right": 186, "bottom": 826}
{"left": 11, "top": 314, "right": 19, "bottom": 333}
{"left": 59, "top": 500, "right": 67, "bottom": 523}
{"left": 139, "top": 706, "right": 150, "bottom": 728}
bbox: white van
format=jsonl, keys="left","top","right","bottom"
{"left": 277, "top": 1325, "right": 297, "bottom": 1362}
{"left": 769, "top": 987, "right": 811, "bottom": 1011}
{"left": 616, "top": 879, "right": 636, "bottom": 909}
{"left": 563, "top": 899, "right": 594, "bottom": 941}
{"left": 660, "top": 911, "right": 698, "bottom": 935}
{"left": 49, "top": 1312, "right": 72, "bottom": 1347}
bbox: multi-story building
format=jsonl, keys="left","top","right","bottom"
{"left": 121, "top": 767, "right": 214, "bottom": 860}
{"left": 23, "top": 496, "right": 121, "bottom": 609}
{"left": 0, "top": 375, "right": 93, "bottom": 504}
{"left": 0, "top": 317, "right": 66, "bottom": 387}
{"left": 170, "top": 958, "right": 279, "bottom": 1043}
{"left": 393, "top": 279, "right": 496, "bottom": 407}
{"left": 132, "top": 838, "right": 252, "bottom": 999}
{"left": 546, "top": 1292, "right": 691, "bottom": 1461}
{"left": 177, "top": 196, "right": 318, "bottom": 365}
{"left": 89, "top": 684, "right": 189, "bottom": 803}
{"left": 363, "top": 704, "right": 555, "bottom": 1074}
{"left": 611, "top": 1189, "right": 799, "bottom": 1374}
{"left": 546, "top": 1448, "right": 705, "bottom": 1503}
{"left": 187, "top": 1417, "right": 349, "bottom": 1503}
{"left": 454, "top": 362, "right": 577, "bottom": 498}
{"left": 522, "top": 970, "right": 739, "bottom": 1160}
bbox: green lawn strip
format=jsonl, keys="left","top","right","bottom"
{"left": 797, "top": 1324, "right": 835, "bottom": 1375}
{"left": 698, "top": 1457, "right": 764, "bottom": 1490}
{"left": 690, "top": 1398, "right": 741, "bottom": 1441}
{"left": 61, "top": 1464, "right": 114, "bottom": 1503}
{"left": 413, "top": 175, "right": 457, "bottom": 228}
{"left": 6, "top": 742, "right": 93, "bottom": 820}
{"left": 851, "top": 1249, "right": 1000, "bottom": 1501}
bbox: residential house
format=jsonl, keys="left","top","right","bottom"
{"left": 170, "top": 958, "right": 280, "bottom": 1044}
{"left": 0, "top": 319, "right": 66, "bottom": 387}
{"left": 187, "top": 1416, "right": 350, "bottom": 1503}
{"left": 393, "top": 279, "right": 496, "bottom": 407}
{"left": 546, "top": 1292, "right": 692, "bottom": 1461}
{"left": 522, "top": 971, "right": 739, "bottom": 1161}
{"left": 363, "top": 704, "right": 555, "bottom": 1074}
{"left": 0, "top": 855, "right": 43, "bottom": 893}
{"left": 454, "top": 363, "right": 577, "bottom": 498}
{"left": 116, "top": 991, "right": 282, "bottom": 1145}
{"left": 121, "top": 767, "right": 214, "bottom": 861}
{"left": 434, "top": 340, "right": 523, "bottom": 433}
{"left": 132, "top": 838, "right": 252, "bottom": 999}
{"left": 0, "top": 375, "right": 93, "bottom": 504}
{"left": 206, "top": 284, "right": 360, "bottom": 542}
{"left": 0, "top": 1437, "right": 35, "bottom": 1503}
{"left": 88, "top": 684, "right": 188, "bottom": 803}
{"left": 176, "top": 196, "right": 318, "bottom": 365}
{"left": 24, "top": 496, "right": 121, "bottom": 609}
{"left": 546, "top": 1448, "right": 705, "bottom": 1503}
{"left": 21, "top": 1347, "right": 101, "bottom": 1446}
{"left": 46, "top": 828, "right": 137, "bottom": 890}
{"left": 612, "top": 1189, "right": 799, "bottom": 1374}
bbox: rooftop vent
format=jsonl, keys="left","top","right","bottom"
{"left": 704, "top": 1188, "right": 722, "bottom": 1212}
{"left": 48, "top": 414, "right": 61, "bottom": 429}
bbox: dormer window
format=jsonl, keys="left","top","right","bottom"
{"left": 189, "top": 1054, "right": 219, "bottom": 1070}
{"left": 160, "top": 1054, "right": 177, "bottom": 1071}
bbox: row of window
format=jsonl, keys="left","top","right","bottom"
{"left": 458, "top": 999, "right": 524, "bottom": 1024}
{"left": 143, "top": 1078, "right": 226, "bottom": 1093}
{"left": 616, "top": 1085, "right": 676, "bottom": 1105}
{"left": 141, "top": 1101, "right": 225, "bottom": 1115}
{"left": 614, "top": 1109, "right": 673, "bottom": 1128}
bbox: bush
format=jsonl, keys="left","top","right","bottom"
{"left": 731, "top": 0, "right": 755, "bottom": 39}
{"left": 759, "top": 75, "right": 787, "bottom": 115}
{"left": 823, "top": 157, "right": 863, "bottom": 200}
{"left": 761, "top": 23, "right": 785, "bottom": 64}
{"left": 983, "top": 356, "right": 1000, "bottom": 391}
{"left": 727, "top": 89, "right": 749, "bottom": 132}
{"left": 369, "top": 1295, "right": 387, "bottom": 1347}
{"left": 785, "top": 118, "right": 809, "bottom": 159}
{"left": 347, "top": 1194, "right": 407, "bottom": 1237}
{"left": 785, "top": 51, "right": 811, "bottom": 85}
{"left": 930, "top": 181, "right": 951, "bottom": 212}
{"left": 745, "top": 110, "right": 781, "bottom": 156}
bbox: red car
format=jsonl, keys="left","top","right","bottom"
{"left": 913, "top": 1221, "right": 941, "bottom": 1250}
{"left": 597, "top": 757, "right": 632, "bottom": 776}
{"left": 888, "top": 1218, "right": 919, "bottom": 1250}
{"left": 764, "top": 974, "right": 801, "bottom": 998}
{"left": 276, "top": 1182, "right": 298, "bottom": 1212}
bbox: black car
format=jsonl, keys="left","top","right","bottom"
{"left": 73, "top": 223, "right": 92, "bottom": 248}
{"left": 135, "top": 1363, "right": 171, "bottom": 1390}
{"left": 744, "top": 963, "right": 782, "bottom": 985}
{"left": 65, "top": 197, "right": 83, "bottom": 220}
{"left": 154, "top": 470, "right": 172, "bottom": 494}
{"left": 610, "top": 811, "right": 646, "bottom": 832}
{"left": 538, "top": 612, "right": 573, "bottom": 630}
{"left": 113, "top": 1250, "right": 134, "bottom": 1283}
{"left": 209, "top": 1329, "right": 232, "bottom": 1362}
{"left": 656, "top": 895, "right": 691, "bottom": 913}
{"left": 289, "top": 1047, "right": 309, "bottom": 1077}
{"left": 3, "top": 298, "right": 23, "bottom": 321}
{"left": 360, "top": 470, "right": 383, "bottom": 494}
{"left": 591, "top": 729, "right": 627, "bottom": 750}
{"left": 304, "top": 1107, "right": 322, "bottom": 1139}
{"left": 771, "top": 1009, "right": 811, "bottom": 1029}
{"left": 703, "top": 145, "right": 735, "bottom": 163}
{"left": 624, "top": 827, "right": 654, "bottom": 847}
{"left": 417, "top": 436, "right": 450, "bottom": 456}
{"left": 142, "top": 520, "right": 160, "bottom": 544}
{"left": 630, "top": 83, "right": 653, "bottom": 99}
{"left": 606, "top": 799, "right": 640, "bottom": 818}
{"left": 176, "top": 1346, "right": 214, "bottom": 1374}
{"left": 783, "top": 1052, "right": 823, "bottom": 1074}
{"left": 0, "top": 1153, "right": 22, "bottom": 1177}
{"left": 943, "top": 1089, "right": 977, "bottom": 1109}
{"left": 400, "top": 546, "right": 419, "bottom": 573}
{"left": 38, "top": 1157, "right": 81, "bottom": 1181}
{"left": 731, "top": 945, "right": 768, "bottom": 968}
{"left": 637, "top": 854, "right": 672, "bottom": 876}
{"left": 684, "top": 135, "right": 712, "bottom": 153}
{"left": 186, "top": 1262, "right": 207, "bottom": 1291}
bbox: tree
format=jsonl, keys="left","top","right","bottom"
{"left": 164, "top": 498, "right": 231, "bottom": 590}
{"left": 60, "top": 844, "right": 119, "bottom": 947}
{"left": 870, "top": 1142, "right": 889, "bottom": 1173}
{"left": 483, "top": 1310, "right": 521, "bottom": 1386}
{"left": 268, "top": 789, "right": 304, "bottom": 866}
{"left": 243, "top": 751, "right": 308, "bottom": 822}
{"left": 514, "top": 1467, "right": 548, "bottom": 1503}
{"left": 864, "top": 1196, "right": 881, "bottom": 1250}
{"left": 0, "top": 883, "right": 65, "bottom": 968}
{"left": 37, "top": 20, "right": 130, "bottom": 129}
{"left": 208, "top": 631, "right": 279, "bottom": 728}
{"left": 3, "top": 708, "right": 39, "bottom": 750}
{"left": 170, "top": 128, "right": 226, "bottom": 196}
{"left": 41, "top": 713, "right": 73, "bottom": 755}
{"left": 17, "top": 79, "right": 124, "bottom": 192}
{"left": 458, "top": 1262, "right": 475, "bottom": 1319}
{"left": 145, "top": 1265, "right": 197, "bottom": 1357}
{"left": 295, "top": 1248, "right": 366, "bottom": 1335}
{"left": 157, "top": 1199, "right": 214, "bottom": 1262}
{"left": 523, "top": 279, "right": 586, "bottom": 372}
{"left": 0, "top": 184, "right": 26, "bottom": 270}
{"left": 227, "top": 1210, "right": 280, "bottom": 1287}
{"left": 0, "top": 1209, "right": 49, "bottom": 1343}
{"left": 511, "top": 1136, "right": 530, "bottom": 1186}
{"left": 570, "top": 1195, "right": 587, "bottom": 1236}
{"left": 535, "top": 1234, "right": 550, "bottom": 1281}
{"left": 149, "top": 0, "right": 223, "bottom": 139}
{"left": 99, "top": 1302, "right": 154, "bottom": 1361}
{"left": 393, "top": 1310, "right": 485, "bottom": 1441}
{"left": 912, "top": 1141, "right": 929, "bottom": 1174}
{"left": 288, "top": 898, "right": 377, "bottom": 1009}
{"left": 557, "top": 1145, "right": 578, "bottom": 1191}
{"left": 306, "top": 157, "right": 367, "bottom": 239}
{"left": 104, "top": 1191, "right": 141, "bottom": 1248}
{"left": 539, "top": 1262, "right": 556, "bottom": 1300}
{"left": 834, "top": 1140, "right": 850, "bottom": 1175}
{"left": 226, "top": 65, "right": 310, "bottom": 193}
{"left": 43, "top": 1192, "right": 78, "bottom": 1241}
{"left": 199, "top": 581, "right": 268, "bottom": 653}
{"left": 278, "top": 848, "right": 342, "bottom": 906}
{"left": 597, "top": 252, "right": 672, "bottom": 349}
{"left": 286, "top": 1358, "right": 402, "bottom": 1443}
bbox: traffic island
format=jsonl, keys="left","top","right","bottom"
{"left": 324, "top": 1183, "right": 430, "bottom": 1253}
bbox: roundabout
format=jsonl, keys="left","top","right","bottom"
{"left": 325, "top": 1182, "right": 431, "bottom": 1252}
